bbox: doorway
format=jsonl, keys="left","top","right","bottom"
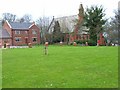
{"left": 25, "top": 38, "right": 28, "bottom": 45}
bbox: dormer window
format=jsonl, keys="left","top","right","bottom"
{"left": 15, "top": 31, "right": 20, "bottom": 34}
{"left": 32, "top": 29, "right": 37, "bottom": 34}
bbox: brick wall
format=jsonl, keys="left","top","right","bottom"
{"left": 29, "top": 25, "right": 40, "bottom": 45}
{"left": 0, "top": 38, "right": 12, "bottom": 46}
{"left": 12, "top": 25, "right": 40, "bottom": 46}
{"left": 2, "top": 21, "right": 12, "bottom": 46}
{"left": 3, "top": 21, "right": 12, "bottom": 36}
{"left": 12, "top": 30, "right": 29, "bottom": 46}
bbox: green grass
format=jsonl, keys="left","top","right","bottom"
{"left": 2, "top": 46, "right": 118, "bottom": 88}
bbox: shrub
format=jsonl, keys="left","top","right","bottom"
{"left": 88, "top": 39, "right": 97, "bottom": 46}
{"left": 74, "top": 40, "right": 88, "bottom": 44}
{"left": 74, "top": 40, "right": 97, "bottom": 46}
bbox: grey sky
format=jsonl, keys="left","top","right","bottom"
{"left": 0, "top": 0, "right": 119, "bottom": 20}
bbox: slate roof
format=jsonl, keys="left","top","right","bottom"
{"left": 9, "top": 22, "right": 33, "bottom": 30}
{"left": 48, "top": 15, "right": 78, "bottom": 33}
{"left": 0, "top": 29, "right": 11, "bottom": 38}
{"left": 56, "top": 15, "right": 77, "bottom": 33}
{"left": 48, "top": 15, "right": 89, "bottom": 34}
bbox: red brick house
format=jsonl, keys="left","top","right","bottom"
{"left": 0, "top": 21, "right": 40, "bottom": 46}
{"left": 0, "top": 28, "right": 12, "bottom": 47}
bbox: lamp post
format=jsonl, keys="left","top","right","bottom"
{"left": 44, "top": 42, "right": 48, "bottom": 55}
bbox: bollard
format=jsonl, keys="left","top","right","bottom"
{"left": 28, "top": 43, "right": 32, "bottom": 48}
{"left": 44, "top": 46, "right": 47, "bottom": 55}
{"left": 73, "top": 42, "right": 77, "bottom": 46}
{"left": 7, "top": 43, "right": 10, "bottom": 48}
{"left": 45, "top": 42, "right": 48, "bottom": 47}
{"left": 60, "top": 41, "right": 63, "bottom": 46}
{"left": 44, "top": 42, "right": 48, "bottom": 55}
{"left": 85, "top": 42, "right": 88, "bottom": 46}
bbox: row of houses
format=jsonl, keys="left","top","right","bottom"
{"left": 0, "top": 4, "right": 90, "bottom": 47}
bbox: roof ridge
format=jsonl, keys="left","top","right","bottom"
{"left": 8, "top": 21, "right": 33, "bottom": 30}
{"left": 9, "top": 21, "right": 32, "bottom": 24}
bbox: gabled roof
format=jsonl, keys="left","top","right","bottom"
{"left": 56, "top": 15, "right": 77, "bottom": 33}
{"left": 48, "top": 15, "right": 77, "bottom": 33}
{"left": 48, "top": 15, "right": 89, "bottom": 34}
{"left": 0, "top": 29, "right": 11, "bottom": 39}
{"left": 8, "top": 21, "right": 34, "bottom": 30}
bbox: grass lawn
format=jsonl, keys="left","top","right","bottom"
{"left": 2, "top": 46, "right": 118, "bottom": 88}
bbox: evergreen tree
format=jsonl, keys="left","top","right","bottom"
{"left": 53, "top": 21, "right": 62, "bottom": 43}
{"left": 84, "top": 5, "right": 107, "bottom": 43}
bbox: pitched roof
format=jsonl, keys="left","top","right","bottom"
{"left": 48, "top": 15, "right": 77, "bottom": 33}
{"left": 9, "top": 22, "right": 33, "bottom": 30}
{"left": 0, "top": 29, "right": 11, "bottom": 38}
{"left": 56, "top": 15, "right": 77, "bottom": 33}
{"left": 48, "top": 15, "right": 89, "bottom": 34}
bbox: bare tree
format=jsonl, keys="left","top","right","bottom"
{"left": 19, "top": 18, "right": 25, "bottom": 23}
{"left": 104, "top": 10, "right": 119, "bottom": 45}
{"left": 2, "top": 13, "right": 16, "bottom": 22}
{"left": 36, "top": 16, "right": 50, "bottom": 43}
{"left": 21, "top": 14, "right": 32, "bottom": 22}
{"left": 0, "top": 18, "right": 2, "bottom": 29}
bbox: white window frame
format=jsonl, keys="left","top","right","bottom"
{"left": 32, "top": 37, "right": 37, "bottom": 42}
{"left": 15, "top": 37, "right": 21, "bottom": 42}
{"left": 15, "top": 31, "right": 20, "bottom": 34}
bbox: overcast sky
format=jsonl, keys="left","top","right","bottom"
{"left": 0, "top": 0, "right": 119, "bottom": 20}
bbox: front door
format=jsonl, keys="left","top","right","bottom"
{"left": 4, "top": 41, "right": 7, "bottom": 48}
{"left": 25, "top": 38, "right": 28, "bottom": 45}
